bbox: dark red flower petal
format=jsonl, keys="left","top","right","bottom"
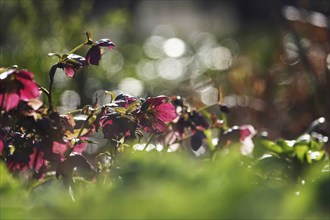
{"left": 52, "top": 141, "right": 68, "bottom": 158}
{"left": 16, "top": 70, "right": 40, "bottom": 100}
{"left": 140, "top": 116, "right": 167, "bottom": 134}
{"left": 154, "top": 102, "right": 177, "bottom": 122}
{"left": 29, "top": 148, "right": 44, "bottom": 173}
{"left": 142, "top": 96, "right": 167, "bottom": 109}
{"left": 0, "top": 140, "right": 4, "bottom": 155}
{"left": 100, "top": 112, "right": 136, "bottom": 139}
{"left": 86, "top": 46, "right": 101, "bottom": 65}
{"left": 0, "top": 68, "right": 39, "bottom": 111}
{"left": 137, "top": 96, "right": 176, "bottom": 134}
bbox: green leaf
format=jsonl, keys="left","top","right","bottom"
{"left": 204, "top": 129, "right": 215, "bottom": 152}
{"left": 256, "top": 138, "right": 283, "bottom": 154}
{"left": 126, "top": 101, "right": 140, "bottom": 113}
{"left": 276, "top": 139, "right": 294, "bottom": 153}
{"left": 293, "top": 143, "right": 309, "bottom": 163}
{"left": 309, "top": 139, "right": 325, "bottom": 151}
{"left": 114, "top": 107, "right": 127, "bottom": 115}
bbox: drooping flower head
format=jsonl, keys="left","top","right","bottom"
{"left": 0, "top": 67, "right": 40, "bottom": 111}
{"left": 86, "top": 39, "right": 115, "bottom": 65}
{"left": 136, "top": 96, "right": 177, "bottom": 134}
{"left": 55, "top": 54, "right": 88, "bottom": 78}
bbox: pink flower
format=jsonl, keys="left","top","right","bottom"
{"left": 0, "top": 68, "right": 40, "bottom": 111}
{"left": 219, "top": 125, "right": 256, "bottom": 156}
{"left": 56, "top": 54, "right": 88, "bottom": 78}
{"left": 137, "top": 96, "right": 177, "bottom": 134}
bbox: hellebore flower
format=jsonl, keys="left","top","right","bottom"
{"left": 175, "top": 110, "right": 209, "bottom": 151}
{"left": 86, "top": 39, "right": 115, "bottom": 65}
{"left": 239, "top": 125, "right": 256, "bottom": 156}
{"left": 56, "top": 54, "right": 88, "bottom": 78}
{"left": 114, "top": 94, "right": 137, "bottom": 108}
{"left": 99, "top": 112, "right": 136, "bottom": 140}
{"left": 137, "top": 96, "right": 177, "bottom": 134}
{"left": 174, "top": 111, "right": 209, "bottom": 137}
{"left": 219, "top": 125, "right": 256, "bottom": 156}
{"left": 0, "top": 68, "right": 40, "bottom": 111}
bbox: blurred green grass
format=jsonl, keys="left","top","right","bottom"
{"left": 1, "top": 151, "right": 329, "bottom": 219}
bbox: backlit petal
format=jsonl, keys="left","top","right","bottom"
{"left": 64, "top": 67, "right": 75, "bottom": 77}
{"left": 0, "top": 92, "right": 20, "bottom": 111}
{"left": 154, "top": 102, "right": 177, "bottom": 122}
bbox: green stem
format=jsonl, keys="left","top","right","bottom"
{"left": 144, "top": 134, "right": 155, "bottom": 150}
{"left": 68, "top": 32, "right": 92, "bottom": 54}
{"left": 66, "top": 109, "right": 83, "bottom": 115}
{"left": 68, "top": 42, "right": 88, "bottom": 54}
{"left": 77, "top": 113, "right": 93, "bottom": 139}
{"left": 37, "top": 83, "right": 50, "bottom": 96}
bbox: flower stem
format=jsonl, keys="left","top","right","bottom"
{"left": 37, "top": 83, "right": 50, "bottom": 96}
{"left": 68, "top": 42, "right": 88, "bottom": 54}
{"left": 66, "top": 109, "right": 83, "bottom": 115}
{"left": 77, "top": 113, "right": 93, "bottom": 138}
{"left": 48, "top": 64, "right": 57, "bottom": 113}
{"left": 144, "top": 134, "right": 155, "bottom": 150}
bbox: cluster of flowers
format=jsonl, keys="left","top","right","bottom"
{"left": 0, "top": 32, "right": 256, "bottom": 182}
{"left": 0, "top": 67, "right": 179, "bottom": 179}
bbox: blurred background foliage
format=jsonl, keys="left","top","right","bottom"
{"left": 1, "top": 0, "right": 329, "bottom": 138}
